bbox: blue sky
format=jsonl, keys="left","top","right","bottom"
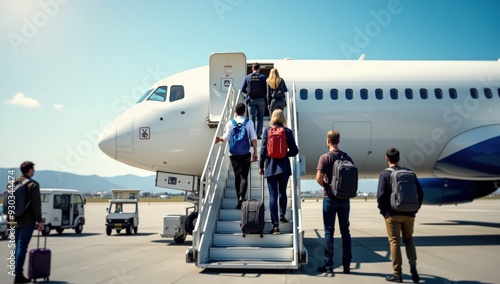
{"left": 1, "top": 0, "right": 500, "bottom": 192}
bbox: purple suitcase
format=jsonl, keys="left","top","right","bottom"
{"left": 28, "top": 231, "right": 51, "bottom": 282}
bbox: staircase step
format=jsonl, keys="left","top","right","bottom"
{"left": 223, "top": 187, "right": 292, "bottom": 198}
{"left": 219, "top": 209, "right": 292, "bottom": 221}
{"left": 213, "top": 233, "right": 293, "bottom": 247}
{"left": 209, "top": 247, "right": 294, "bottom": 262}
{"left": 221, "top": 197, "right": 292, "bottom": 209}
{"left": 216, "top": 220, "right": 293, "bottom": 233}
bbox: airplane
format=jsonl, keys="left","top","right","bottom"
{"left": 98, "top": 52, "right": 500, "bottom": 208}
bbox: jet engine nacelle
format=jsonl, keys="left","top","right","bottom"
{"left": 420, "top": 178, "right": 498, "bottom": 205}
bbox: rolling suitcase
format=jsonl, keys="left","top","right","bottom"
{"left": 28, "top": 230, "right": 51, "bottom": 282}
{"left": 241, "top": 175, "right": 265, "bottom": 238}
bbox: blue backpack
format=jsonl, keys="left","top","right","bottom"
{"left": 229, "top": 118, "right": 250, "bottom": 155}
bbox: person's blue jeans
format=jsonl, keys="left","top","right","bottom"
{"left": 15, "top": 225, "right": 35, "bottom": 276}
{"left": 248, "top": 97, "right": 265, "bottom": 137}
{"left": 267, "top": 173, "right": 289, "bottom": 225}
{"left": 322, "top": 197, "right": 352, "bottom": 268}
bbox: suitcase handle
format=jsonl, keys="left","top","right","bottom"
{"left": 36, "top": 228, "right": 48, "bottom": 249}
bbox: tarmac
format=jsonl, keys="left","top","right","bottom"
{"left": 1, "top": 198, "right": 499, "bottom": 284}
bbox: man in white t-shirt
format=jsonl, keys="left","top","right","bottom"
{"left": 215, "top": 103, "right": 258, "bottom": 209}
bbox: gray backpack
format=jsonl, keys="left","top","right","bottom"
{"left": 386, "top": 168, "right": 419, "bottom": 212}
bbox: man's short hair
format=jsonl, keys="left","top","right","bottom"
{"left": 252, "top": 63, "right": 260, "bottom": 71}
{"left": 20, "top": 161, "right": 35, "bottom": 175}
{"left": 386, "top": 148, "right": 400, "bottom": 164}
{"left": 327, "top": 130, "right": 340, "bottom": 145}
{"left": 235, "top": 103, "right": 246, "bottom": 116}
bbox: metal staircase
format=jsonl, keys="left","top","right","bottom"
{"left": 186, "top": 83, "right": 307, "bottom": 269}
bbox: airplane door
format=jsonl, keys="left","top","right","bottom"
{"left": 332, "top": 122, "right": 372, "bottom": 170}
{"left": 209, "top": 52, "right": 247, "bottom": 122}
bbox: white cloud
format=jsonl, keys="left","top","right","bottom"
{"left": 53, "top": 104, "right": 64, "bottom": 110}
{"left": 5, "top": 93, "right": 41, "bottom": 108}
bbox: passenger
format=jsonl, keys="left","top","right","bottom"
{"left": 377, "top": 148, "right": 423, "bottom": 283}
{"left": 11, "top": 161, "right": 44, "bottom": 284}
{"left": 115, "top": 203, "right": 122, "bottom": 213}
{"left": 215, "top": 103, "right": 258, "bottom": 209}
{"left": 316, "top": 130, "right": 353, "bottom": 274}
{"left": 266, "top": 68, "right": 288, "bottom": 114}
{"left": 258, "top": 109, "right": 299, "bottom": 235}
{"left": 241, "top": 62, "right": 267, "bottom": 139}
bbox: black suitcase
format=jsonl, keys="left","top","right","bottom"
{"left": 241, "top": 175, "right": 265, "bottom": 238}
{"left": 28, "top": 230, "right": 51, "bottom": 282}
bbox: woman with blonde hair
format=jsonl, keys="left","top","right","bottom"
{"left": 266, "top": 68, "right": 288, "bottom": 114}
{"left": 259, "top": 109, "right": 299, "bottom": 234}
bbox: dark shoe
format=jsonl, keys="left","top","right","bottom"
{"left": 257, "top": 136, "right": 262, "bottom": 140}
{"left": 236, "top": 196, "right": 245, "bottom": 209}
{"left": 279, "top": 214, "right": 289, "bottom": 223}
{"left": 410, "top": 265, "right": 420, "bottom": 283}
{"left": 343, "top": 266, "right": 350, "bottom": 274}
{"left": 317, "top": 265, "right": 333, "bottom": 273}
{"left": 14, "top": 275, "right": 31, "bottom": 283}
{"left": 385, "top": 274, "right": 402, "bottom": 282}
{"left": 270, "top": 227, "right": 280, "bottom": 235}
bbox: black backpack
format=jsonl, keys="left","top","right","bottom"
{"left": 3, "top": 179, "right": 32, "bottom": 217}
{"left": 271, "top": 83, "right": 285, "bottom": 99}
{"left": 386, "top": 167, "right": 420, "bottom": 212}
{"left": 247, "top": 73, "right": 262, "bottom": 98}
{"left": 327, "top": 151, "right": 358, "bottom": 199}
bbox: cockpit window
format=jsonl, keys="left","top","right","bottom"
{"left": 148, "top": 86, "right": 168, "bottom": 102}
{"left": 170, "top": 85, "right": 184, "bottom": 102}
{"left": 136, "top": 88, "right": 153, "bottom": 103}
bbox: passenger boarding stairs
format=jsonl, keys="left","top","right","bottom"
{"left": 186, "top": 84, "right": 307, "bottom": 269}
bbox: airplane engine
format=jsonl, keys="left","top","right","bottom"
{"left": 420, "top": 178, "right": 498, "bottom": 205}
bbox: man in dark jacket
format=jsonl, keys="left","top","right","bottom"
{"left": 377, "top": 148, "right": 424, "bottom": 283}
{"left": 11, "top": 161, "right": 44, "bottom": 283}
{"left": 241, "top": 62, "right": 267, "bottom": 139}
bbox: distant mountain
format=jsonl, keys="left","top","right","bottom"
{"left": 0, "top": 168, "right": 178, "bottom": 194}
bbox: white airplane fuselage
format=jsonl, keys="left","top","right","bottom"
{"left": 98, "top": 58, "right": 500, "bottom": 204}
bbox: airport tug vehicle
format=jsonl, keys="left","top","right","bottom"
{"left": 105, "top": 189, "right": 140, "bottom": 236}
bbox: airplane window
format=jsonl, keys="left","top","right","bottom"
{"left": 390, "top": 89, "right": 398, "bottom": 100}
{"left": 147, "top": 86, "right": 168, "bottom": 102}
{"left": 405, "top": 88, "right": 413, "bottom": 99}
{"left": 300, "top": 89, "right": 308, "bottom": 100}
{"left": 498, "top": 88, "right": 500, "bottom": 98}
{"left": 375, "top": 89, "right": 383, "bottom": 100}
{"left": 419, "top": 88, "right": 428, "bottom": 99}
{"left": 360, "top": 89, "right": 368, "bottom": 100}
{"left": 330, "top": 89, "right": 338, "bottom": 100}
{"left": 449, "top": 88, "right": 457, "bottom": 99}
{"left": 470, "top": 88, "right": 478, "bottom": 99}
{"left": 434, "top": 88, "right": 443, "bottom": 99}
{"left": 315, "top": 89, "right": 323, "bottom": 100}
{"left": 136, "top": 88, "right": 153, "bottom": 103}
{"left": 484, "top": 88, "right": 493, "bottom": 99}
{"left": 345, "top": 89, "right": 353, "bottom": 100}
{"left": 170, "top": 85, "right": 185, "bottom": 102}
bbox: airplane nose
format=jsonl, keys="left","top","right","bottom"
{"left": 98, "top": 125, "right": 116, "bottom": 159}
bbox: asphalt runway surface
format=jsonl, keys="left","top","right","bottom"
{"left": 1, "top": 198, "right": 499, "bottom": 284}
